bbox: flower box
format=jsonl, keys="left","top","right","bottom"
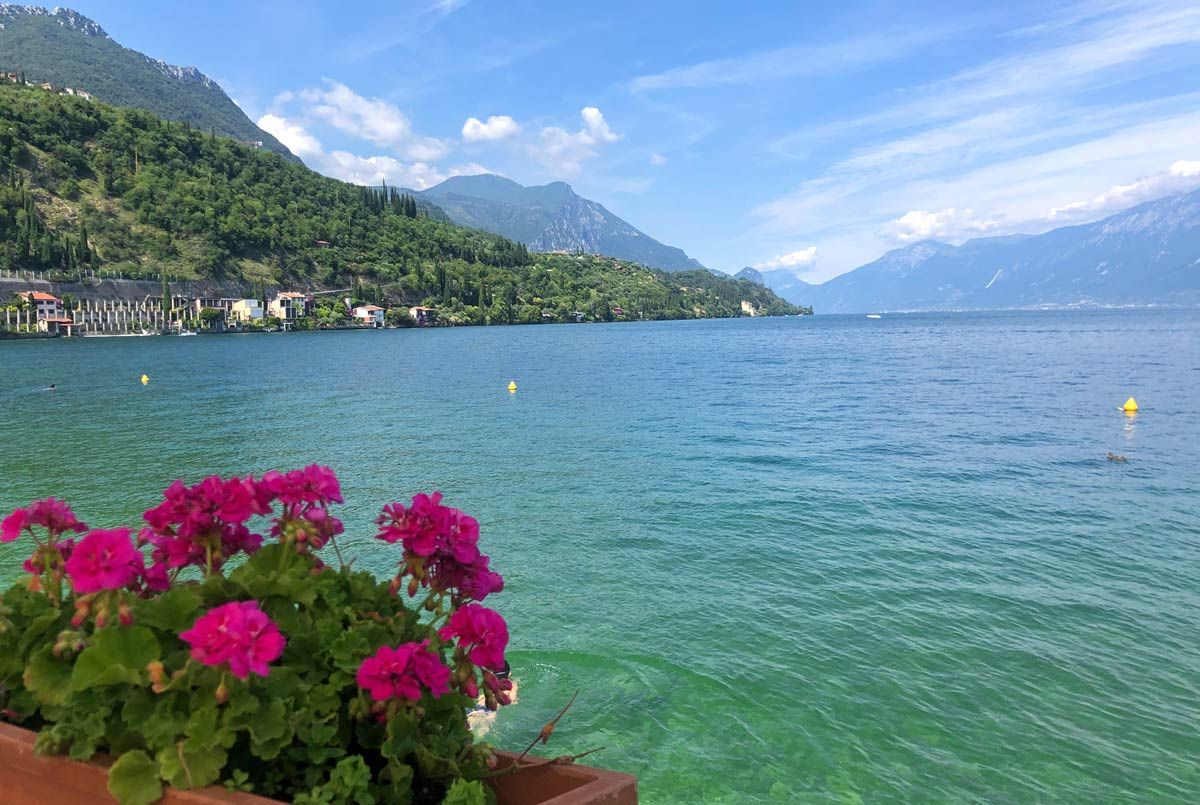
{"left": 0, "top": 723, "right": 637, "bottom": 804}
{"left": 1, "top": 470, "right": 638, "bottom": 804}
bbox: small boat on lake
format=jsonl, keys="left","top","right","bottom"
{"left": 866, "top": 314, "right": 882, "bottom": 319}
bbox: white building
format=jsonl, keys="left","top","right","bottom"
{"left": 352, "top": 305, "right": 385, "bottom": 327}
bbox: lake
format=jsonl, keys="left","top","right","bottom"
{"left": 2, "top": 310, "right": 1199, "bottom": 803}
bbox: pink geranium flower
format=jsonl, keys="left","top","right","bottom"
{"left": 258, "top": 465, "right": 343, "bottom": 507}
{"left": 356, "top": 641, "right": 451, "bottom": 702}
{"left": 439, "top": 604, "right": 508, "bottom": 671}
{"left": 141, "top": 474, "right": 271, "bottom": 574}
{"left": 3, "top": 498, "right": 88, "bottom": 542}
{"left": 179, "top": 601, "right": 286, "bottom": 680}
{"left": 376, "top": 493, "right": 502, "bottom": 602}
{"left": 64, "top": 528, "right": 144, "bottom": 594}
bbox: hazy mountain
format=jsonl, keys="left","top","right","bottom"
{"left": 771, "top": 189, "right": 1200, "bottom": 313}
{"left": 417, "top": 174, "right": 705, "bottom": 272}
{"left": 0, "top": 5, "right": 294, "bottom": 159}
{"left": 756, "top": 269, "right": 817, "bottom": 306}
{"left": 734, "top": 267, "right": 764, "bottom": 285}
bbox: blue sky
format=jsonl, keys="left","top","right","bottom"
{"left": 63, "top": 0, "right": 1200, "bottom": 280}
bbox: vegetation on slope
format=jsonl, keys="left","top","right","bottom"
{"left": 0, "top": 5, "right": 293, "bottom": 158}
{"left": 0, "top": 84, "right": 805, "bottom": 322}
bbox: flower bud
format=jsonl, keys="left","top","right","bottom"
{"left": 388, "top": 577, "right": 401, "bottom": 596}
{"left": 147, "top": 661, "right": 165, "bottom": 685}
{"left": 407, "top": 577, "right": 420, "bottom": 598}
{"left": 26, "top": 575, "right": 42, "bottom": 593}
{"left": 214, "top": 682, "right": 228, "bottom": 705}
{"left": 95, "top": 608, "right": 107, "bottom": 629}
{"left": 118, "top": 601, "right": 133, "bottom": 626}
{"left": 70, "top": 599, "right": 90, "bottom": 627}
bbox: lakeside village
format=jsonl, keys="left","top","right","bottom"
{"left": 1, "top": 274, "right": 440, "bottom": 337}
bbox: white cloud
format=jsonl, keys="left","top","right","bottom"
{"left": 754, "top": 247, "right": 818, "bottom": 270}
{"left": 1047, "top": 159, "right": 1200, "bottom": 221}
{"left": 649, "top": 153, "right": 667, "bottom": 166}
{"left": 881, "top": 208, "right": 1001, "bottom": 243}
{"left": 462, "top": 115, "right": 521, "bottom": 142}
{"left": 297, "top": 79, "right": 449, "bottom": 160}
{"left": 257, "top": 113, "right": 323, "bottom": 159}
{"left": 534, "top": 107, "right": 620, "bottom": 176}
{"left": 629, "top": 28, "right": 953, "bottom": 93}
{"left": 257, "top": 113, "right": 485, "bottom": 190}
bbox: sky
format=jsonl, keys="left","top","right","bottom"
{"left": 60, "top": 0, "right": 1200, "bottom": 281}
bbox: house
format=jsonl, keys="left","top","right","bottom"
{"left": 612, "top": 306, "right": 625, "bottom": 317}
{"left": 314, "top": 240, "right": 332, "bottom": 249}
{"left": 19, "top": 291, "right": 64, "bottom": 321}
{"left": 352, "top": 305, "right": 385, "bottom": 327}
{"left": 408, "top": 306, "right": 436, "bottom": 326}
{"left": 268, "top": 292, "right": 308, "bottom": 320}
{"left": 17, "top": 292, "right": 75, "bottom": 335}
{"left": 229, "top": 299, "right": 264, "bottom": 323}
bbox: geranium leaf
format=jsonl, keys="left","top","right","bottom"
{"left": 157, "top": 739, "right": 226, "bottom": 789}
{"left": 135, "top": 586, "right": 201, "bottom": 632}
{"left": 443, "top": 779, "right": 488, "bottom": 805}
{"left": 23, "top": 643, "right": 72, "bottom": 705}
{"left": 107, "top": 749, "right": 163, "bottom": 805}
{"left": 70, "top": 626, "right": 160, "bottom": 691}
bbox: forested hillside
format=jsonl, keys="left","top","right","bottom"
{"left": 0, "top": 84, "right": 803, "bottom": 322}
{"left": 0, "top": 5, "right": 294, "bottom": 158}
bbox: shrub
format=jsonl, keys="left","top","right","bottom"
{"left": 0, "top": 469, "right": 513, "bottom": 804}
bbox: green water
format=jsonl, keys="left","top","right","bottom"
{"left": 2, "top": 310, "right": 1199, "bottom": 802}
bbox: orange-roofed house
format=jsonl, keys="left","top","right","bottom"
{"left": 352, "top": 304, "right": 385, "bottom": 328}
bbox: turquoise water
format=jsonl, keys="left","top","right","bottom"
{"left": 2, "top": 310, "right": 1199, "bottom": 803}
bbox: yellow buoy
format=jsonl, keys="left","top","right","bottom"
{"left": 507, "top": 381, "right": 518, "bottom": 393}
{"left": 1122, "top": 396, "right": 1138, "bottom": 414}
{"left": 140, "top": 374, "right": 149, "bottom": 385}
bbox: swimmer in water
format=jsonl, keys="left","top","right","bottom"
{"left": 44, "top": 384, "right": 56, "bottom": 392}
{"left": 1106, "top": 452, "right": 1127, "bottom": 462}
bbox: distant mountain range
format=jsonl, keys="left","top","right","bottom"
{"left": 414, "top": 174, "right": 705, "bottom": 272}
{"left": 0, "top": 5, "right": 294, "bottom": 159}
{"left": 734, "top": 267, "right": 764, "bottom": 285}
{"left": 763, "top": 188, "right": 1200, "bottom": 313}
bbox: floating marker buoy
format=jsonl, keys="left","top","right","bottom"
{"left": 140, "top": 374, "right": 149, "bottom": 385}
{"left": 1121, "top": 396, "right": 1138, "bottom": 414}
{"left": 507, "top": 381, "right": 518, "bottom": 393}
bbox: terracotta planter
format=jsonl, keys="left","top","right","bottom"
{"left": 0, "top": 722, "right": 637, "bottom": 804}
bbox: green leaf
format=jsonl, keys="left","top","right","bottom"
{"left": 17, "top": 609, "right": 65, "bottom": 656}
{"left": 107, "top": 750, "right": 164, "bottom": 805}
{"left": 248, "top": 697, "right": 292, "bottom": 760}
{"left": 24, "top": 644, "right": 72, "bottom": 705}
{"left": 157, "top": 740, "right": 226, "bottom": 790}
{"left": 70, "top": 626, "right": 160, "bottom": 691}
{"left": 135, "top": 586, "right": 201, "bottom": 632}
{"left": 443, "top": 779, "right": 487, "bottom": 805}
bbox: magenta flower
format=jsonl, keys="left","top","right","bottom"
{"left": 439, "top": 604, "right": 509, "bottom": 671}
{"left": 64, "top": 528, "right": 145, "bottom": 594}
{"left": 141, "top": 474, "right": 271, "bottom": 574}
{"left": 3, "top": 498, "right": 88, "bottom": 542}
{"left": 258, "top": 465, "right": 343, "bottom": 507}
{"left": 356, "top": 641, "right": 451, "bottom": 703}
{"left": 376, "top": 493, "right": 501, "bottom": 602}
{"left": 179, "top": 601, "right": 286, "bottom": 680}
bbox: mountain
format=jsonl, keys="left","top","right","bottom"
{"left": 734, "top": 267, "right": 764, "bottom": 285}
{"left": 0, "top": 83, "right": 801, "bottom": 323}
{"left": 416, "top": 174, "right": 706, "bottom": 272}
{"left": 780, "top": 191, "right": 1200, "bottom": 313}
{"left": 0, "top": 5, "right": 294, "bottom": 159}
{"left": 757, "top": 269, "right": 816, "bottom": 306}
